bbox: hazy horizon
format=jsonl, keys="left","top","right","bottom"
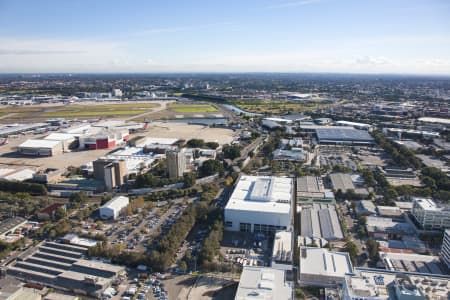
{"left": 1, "top": 0, "right": 449, "bottom": 75}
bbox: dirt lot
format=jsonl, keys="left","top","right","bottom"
{"left": 144, "top": 122, "right": 236, "bottom": 145}
{"left": 177, "top": 276, "right": 236, "bottom": 300}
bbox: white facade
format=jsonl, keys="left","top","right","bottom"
{"left": 441, "top": 229, "right": 450, "bottom": 269}
{"left": 235, "top": 266, "right": 293, "bottom": 300}
{"left": 99, "top": 196, "right": 129, "bottom": 219}
{"left": 411, "top": 198, "right": 450, "bottom": 230}
{"left": 224, "top": 176, "right": 293, "bottom": 234}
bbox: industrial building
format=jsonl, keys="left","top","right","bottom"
{"left": 235, "top": 266, "right": 293, "bottom": 300}
{"left": 343, "top": 269, "right": 450, "bottom": 300}
{"left": 166, "top": 148, "right": 186, "bottom": 179}
{"left": 271, "top": 231, "right": 293, "bottom": 271}
{"left": 99, "top": 195, "right": 129, "bottom": 220}
{"left": 300, "top": 204, "right": 344, "bottom": 240}
{"left": 0, "top": 123, "right": 48, "bottom": 137}
{"left": 329, "top": 173, "right": 355, "bottom": 192}
{"left": 441, "top": 229, "right": 450, "bottom": 270}
{"left": 296, "top": 176, "right": 335, "bottom": 204}
{"left": 381, "top": 252, "right": 445, "bottom": 275}
{"left": 366, "top": 216, "right": 414, "bottom": 239}
{"left": 315, "top": 127, "right": 375, "bottom": 145}
{"left": 43, "top": 133, "right": 77, "bottom": 151}
{"left": 224, "top": 176, "right": 293, "bottom": 234}
{"left": 273, "top": 148, "right": 307, "bottom": 161}
{"left": 335, "top": 120, "right": 373, "bottom": 131}
{"left": 17, "top": 139, "right": 63, "bottom": 156}
{"left": 298, "top": 247, "right": 353, "bottom": 287}
{"left": 356, "top": 200, "right": 377, "bottom": 216}
{"left": 411, "top": 198, "right": 450, "bottom": 230}
{"left": 78, "top": 129, "right": 128, "bottom": 150}
{"left": 93, "top": 158, "right": 127, "bottom": 191}
{"left": 6, "top": 242, "right": 125, "bottom": 298}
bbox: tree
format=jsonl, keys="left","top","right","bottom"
{"left": 205, "top": 142, "right": 219, "bottom": 150}
{"left": 183, "top": 173, "right": 197, "bottom": 188}
{"left": 344, "top": 241, "right": 359, "bottom": 264}
{"left": 186, "top": 139, "right": 205, "bottom": 148}
{"left": 222, "top": 145, "right": 241, "bottom": 160}
{"left": 365, "top": 239, "right": 379, "bottom": 262}
{"left": 200, "top": 159, "right": 224, "bottom": 177}
{"left": 69, "top": 191, "right": 88, "bottom": 205}
{"left": 54, "top": 207, "right": 66, "bottom": 221}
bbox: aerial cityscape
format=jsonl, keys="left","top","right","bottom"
{"left": 0, "top": 1, "right": 449, "bottom": 300}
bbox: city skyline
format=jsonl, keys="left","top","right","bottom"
{"left": 0, "top": 0, "right": 449, "bottom": 74}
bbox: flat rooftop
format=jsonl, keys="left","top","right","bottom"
{"left": 235, "top": 266, "right": 292, "bottom": 300}
{"left": 316, "top": 128, "right": 374, "bottom": 142}
{"left": 225, "top": 176, "right": 292, "bottom": 214}
{"left": 300, "top": 247, "right": 353, "bottom": 277}
{"left": 345, "top": 269, "right": 449, "bottom": 299}
{"left": 413, "top": 198, "right": 450, "bottom": 211}
{"left": 18, "top": 139, "right": 61, "bottom": 148}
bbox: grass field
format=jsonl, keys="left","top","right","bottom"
{"left": 232, "top": 100, "right": 328, "bottom": 114}
{"left": 169, "top": 103, "right": 218, "bottom": 113}
{"left": 0, "top": 103, "right": 159, "bottom": 120}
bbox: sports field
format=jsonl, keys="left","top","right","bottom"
{"left": 0, "top": 102, "right": 158, "bottom": 120}
{"left": 168, "top": 103, "right": 218, "bottom": 113}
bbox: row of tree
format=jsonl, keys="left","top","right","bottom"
{"left": 372, "top": 131, "right": 422, "bottom": 169}
{"left": 147, "top": 183, "right": 221, "bottom": 271}
{"left": 0, "top": 180, "right": 47, "bottom": 195}
{"left": 185, "top": 139, "right": 219, "bottom": 150}
{"left": 198, "top": 221, "right": 224, "bottom": 265}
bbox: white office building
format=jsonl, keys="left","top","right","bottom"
{"left": 441, "top": 229, "right": 450, "bottom": 270}
{"left": 235, "top": 266, "right": 293, "bottom": 300}
{"left": 411, "top": 198, "right": 450, "bottom": 230}
{"left": 99, "top": 196, "right": 129, "bottom": 220}
{"left": 224, "top": 176, "right": 293, "bottom": 234}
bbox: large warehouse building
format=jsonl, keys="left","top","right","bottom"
{"left": 99, "top": 196, "right": 129, "bottom": 220}
{"left": 224, "top": 176, "right": 293, "bottom": 234}
{"left": 300, "top": 204, "right": 344, "bottom": 241}
{"left": 18, "top": 139, "right": 63, "bottom": 156}
{"left": 6, "top": 241, "right": 125, "bottom": 298}
{"left": 315, "top": 127, "right": 375, "bottom": 145}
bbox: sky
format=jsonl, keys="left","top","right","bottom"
{"left": 0, "top": 0, "right": 449, "bottom": 74}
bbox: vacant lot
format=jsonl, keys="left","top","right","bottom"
{"left": 169, "top": 103, "right": 218, "bottom": 113}
{"left": 145, "top": 122, "right": 235, "bottom": 145}
{"left": 232, "top": 100, "right": 330, "bottom": 114}
{"left": 0, "top": 102, "right": 159, "bottom": 120}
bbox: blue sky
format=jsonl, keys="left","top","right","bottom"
{"left": 0, "top": 0, "right": 449, "bottom": 74}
